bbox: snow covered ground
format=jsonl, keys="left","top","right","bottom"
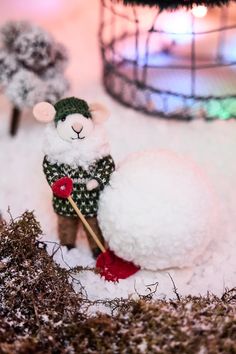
{"left": 1, "top": 0, "right": 236, "bottom": 303}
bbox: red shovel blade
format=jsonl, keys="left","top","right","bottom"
{"left": 96, "top": 249, "right": 140, "bottom": 282}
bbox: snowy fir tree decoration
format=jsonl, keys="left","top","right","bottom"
{"left": 0, "top": 21, "right": 69, "bottom": 136}
{"left": 100, "top": 0, "right": 236, "bottom": 120}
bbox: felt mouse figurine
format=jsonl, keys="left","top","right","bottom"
{"left": 33, "top": 97, "right": 115, "bottom": 256}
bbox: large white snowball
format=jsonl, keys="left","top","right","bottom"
{"left": 98, "top": 150, "right": 219, "bottom": 270}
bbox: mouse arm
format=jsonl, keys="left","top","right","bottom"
{"left": 86, "top": 155, "right": 115, "bottom": 191}
{"left": 43, "top": 156, "right": 67, "bottom": 186}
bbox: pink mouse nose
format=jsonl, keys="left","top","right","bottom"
{"left": 72, "top": 122, "right": 83, "bottom": 132}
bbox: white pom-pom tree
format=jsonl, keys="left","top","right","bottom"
{"left": 0, "top": 21, "right": 69, "bottom": 136}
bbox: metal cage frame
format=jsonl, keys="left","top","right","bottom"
{"left": 99, "top": 0, "right": 236, "bottom": 120}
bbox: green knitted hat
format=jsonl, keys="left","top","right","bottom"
{"left": 54, "top": 97, "right": 91, "bottom": 124}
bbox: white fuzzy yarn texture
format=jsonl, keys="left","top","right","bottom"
{"left": 98, "top": 150, "right": 219, "bottom": 270}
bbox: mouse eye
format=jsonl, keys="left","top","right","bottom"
{"left": 61, "top": 116, "right": 66, "bottom": 122}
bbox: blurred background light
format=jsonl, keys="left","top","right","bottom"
{"left": 191, "top": 5, "right": 208, "bottom": 18}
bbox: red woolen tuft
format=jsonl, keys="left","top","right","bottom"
{"left": 52, "top": 177, "right": 73, "bottom": 199}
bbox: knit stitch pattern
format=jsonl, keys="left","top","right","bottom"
{"left": 43, "top": 155, "right": 115, "bottom": 217}
{"left": 54, "top": 97, "right": 91, "bottom": 124}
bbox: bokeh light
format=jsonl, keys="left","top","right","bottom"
{"left": 191, "top": 5, "right": 208, "bottom": 18}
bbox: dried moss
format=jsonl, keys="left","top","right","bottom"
{"left": 0, "top": 212, "right": 236, "bottom": 353}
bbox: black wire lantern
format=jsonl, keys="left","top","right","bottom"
{"left": 99, "top": 0, "right": 236, "bottom": 120}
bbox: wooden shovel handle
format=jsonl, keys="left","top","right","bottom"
{"left": 67, "top": 196, "right": 106, "bottom": 253}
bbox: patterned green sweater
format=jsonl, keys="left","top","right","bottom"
{"left": 43, "top": 155, "right": 115, "bottom": 218}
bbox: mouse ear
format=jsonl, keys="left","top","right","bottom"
{"left": 33, "top": 102, "right": 56, "bottom": 123}
{"left": 89, "top": 103, "right": 110, "bottom": 124}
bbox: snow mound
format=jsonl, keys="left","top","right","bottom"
{"left": 98, "top": 150, "right": 219, "bottom": 270}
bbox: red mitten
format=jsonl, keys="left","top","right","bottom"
{"left": 52, "top": 177, "right": 73, "bottom": 198}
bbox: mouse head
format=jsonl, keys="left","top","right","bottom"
{"left": 33, "top": 97, "right": 109, "bottom": 142}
